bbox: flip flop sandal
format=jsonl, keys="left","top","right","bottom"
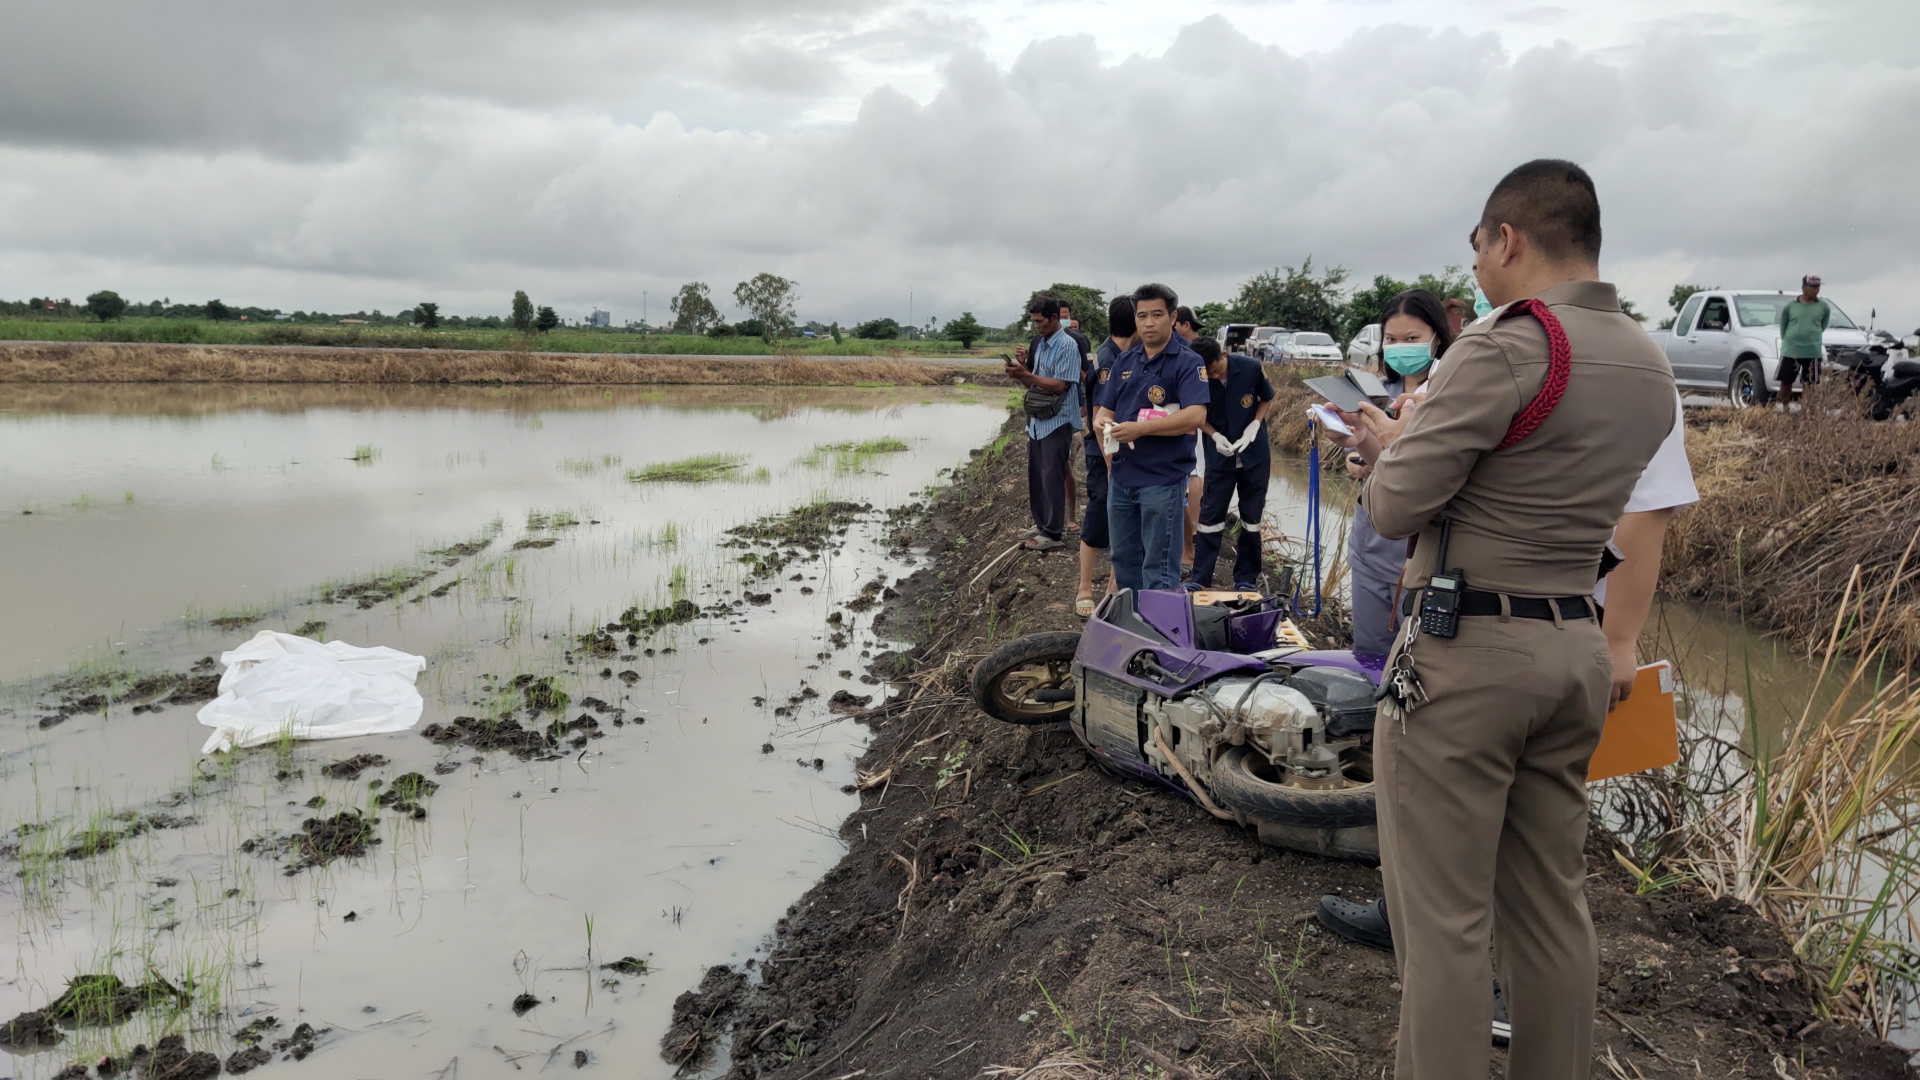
{"left": 1074, "top": 597, "right": 1095, "bottom": 619}
{"left": 1020, "top": 536, "right": 1065, "bottom": 552}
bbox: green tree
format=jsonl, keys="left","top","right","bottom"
{"left": 853, "top": 317, "right": 899, "bottom": 340}
{"left": 1193, "top": 301, "right": 1233, "bottom": 336}
{"left": 510, "top": 290, "right": 534, "bottom": 332}
{"left": 732, "top": 273, "right": 798, "bottom": 341}
{"left": 414, "top": 301, "right": 440, "bottom": 329}
{"left": 534, "top": 305, "right": 560, "bottom": 332}
{"left": 941, "top": 312, "right": 985, "bottom": 349}
{"left": 669, "top": 281, "right": 722, "bottom": 335}
{"left": 1229, "top": 257, "right": 1349, "bottom": 336}
{"left": 1668, "top": 283, "right": 1711, "bottom": 313}
{"left": 1340, "top": 274, "right": 1412, "bottom": 339}
{"left": 1660, "top": 284, "right": 1714, "bottom": 330}
{"left": 829, "top": 321, "right": 842, "bottom": 344}
{"left": 205, "top": 298, "right": 233, "bottom": 321}
{"left": 1023, "top": 283, "right": 1108, "bottom": 342}
{"left": 85, "top": 290, "right": 128, "bottom": 322}
{"left": 1620, "top": 298, "right": 1646, "bottom": 324}
{"left": 1410, "top": 265, "right": 1474, "bottom": 302}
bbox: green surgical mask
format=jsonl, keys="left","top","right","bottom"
{"left": 1383, "top": 342, "right": 1433, "bottom": 376}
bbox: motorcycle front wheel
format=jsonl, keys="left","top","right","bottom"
{"left": 971, "top": 632, "right": 1081, "bottom": 725}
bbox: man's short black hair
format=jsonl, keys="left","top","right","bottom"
{"left": 1028, "top": 295, "right": 1063, "bottom": 319}
{"left": 1191, "top": 336, "right": 1222, "bottom": 364}
{"left": 1175, "top": 305, "right": 1198, "bottom": 330}
{"left": 1477, "top": 159, "right": 1602, "bottom": 263}
{"left": 1131, "top": 282, "right": 1178, "bottom": 313}
{"left": 1108, "top": 296, "right": 1137, "bottom": 339}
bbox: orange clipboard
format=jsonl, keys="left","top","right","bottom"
{"left": 1587, "top": 661, "right": 1680, "bottom": 782}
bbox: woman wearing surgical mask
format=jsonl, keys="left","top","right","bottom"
{"left": 1343, "top": 288, "right": 1454, "bottom": 657}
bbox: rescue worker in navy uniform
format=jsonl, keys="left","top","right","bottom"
{"left": 1338, "top": 159, "right": 1676, "bottom": 1080}
{"left": 1188, "top": 336, "right": 1274, "bottom": 590}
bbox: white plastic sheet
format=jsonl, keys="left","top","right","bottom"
{"left": 197, "top": 631, "right": 426, "bottom": 754}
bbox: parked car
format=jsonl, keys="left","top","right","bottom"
{"left": 1660, "top": 290, "right": 1870, "bottom": 407}
{"left": 1247, "top": 326, "right": 1285, "bottom": 360}
{"left": 1220, "top": 323, "right": 1259, "bottom": 356}
{"left": 1346, "top": 324, "right": 1380, "bottom": 368}
{"left": 1282, "top": 332, "right": 1343, "bottom": 364}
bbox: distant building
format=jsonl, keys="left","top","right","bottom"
{"left": 589, "top": 309, "right": 611, "bottom": 328}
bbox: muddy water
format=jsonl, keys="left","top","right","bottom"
{"left": 1, "top": 384, "right": 1003, "bottom": 1077}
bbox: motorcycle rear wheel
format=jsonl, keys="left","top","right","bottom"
{"left": 971, "top": 632, "right": 1082, "bottom": 725}
{"left": 1209, "top": 745, "right": 1375, "bottom": 830}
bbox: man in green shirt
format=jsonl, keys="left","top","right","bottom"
{"left": 1775, "top": 274, "right": 1830, "bottom": 412}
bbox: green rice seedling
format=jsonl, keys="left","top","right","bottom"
{"left": 1034, "top": 976, "right": 1080, "bottom": 1048}
{"left": 798, "top": 437, "right": 912, "bottom": 475}
{"left": 624, "top": 454, "right": 747, "bottom": 484}
{"left": 350, "top": 443, "right": 378, "bottom": 464}
{"left": 72, "top": 493, "right": 93, "bottom": 511}
{"left": 123, "top": 489, "right": 135, "bottom": 504}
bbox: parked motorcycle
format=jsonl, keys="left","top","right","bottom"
{"left": 972, "top": 589, "right": 1383, "bottom": 861}
{"left": 1833, "top": 336, "right": 1920, "bottom": 420}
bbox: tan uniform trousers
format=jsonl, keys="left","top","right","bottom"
{"left": 1377, "top": 608, "right": 1611, "bottom": 1080}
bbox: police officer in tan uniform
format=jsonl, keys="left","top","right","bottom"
{"left": 1340, "top": 159, "right": 1675, "bottom": 1079}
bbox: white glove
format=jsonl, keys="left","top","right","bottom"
{"left": 1232, "top": 427, "right": 1262, "bottom": 454}
{"left": 1210, "top": 432, "right": 1236, "bottom": 456}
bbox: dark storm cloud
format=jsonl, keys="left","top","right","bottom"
{"left": 0, "top": 0, "right": 889, "bottom": 156}
{"left": 0, "top": 5, "right": 1915, "bottom": 330}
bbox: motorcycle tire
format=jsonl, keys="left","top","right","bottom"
{"left": 1208, "top": 745, "right": 1375, "bottom": 830}
{"left": 971, "top": 632, "right": 1082, "bottom": 725}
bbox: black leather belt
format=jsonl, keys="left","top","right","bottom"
{"left": 1400, "top": 589, "right": 1596, "bottom": 621}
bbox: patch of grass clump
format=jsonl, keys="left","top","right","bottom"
{"left": 799, "top": 437, "right": 911, "bottom": 474}
{"left": 625, "top": 454, "right": 747, "bottom": 484}
{"left": 350, "top": 443, "right": 378, "bottom": 464}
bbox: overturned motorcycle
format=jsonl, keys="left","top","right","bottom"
{"left": 972, "top": 589, "right": 1385, "bottom": 861}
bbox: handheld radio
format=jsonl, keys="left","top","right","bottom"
{"left": 1417, "top": 520, "right": 1464, "bottom": 639}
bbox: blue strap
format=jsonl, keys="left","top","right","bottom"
{"left": 1293, "top": 422, "right": 1323, "bottom": 618}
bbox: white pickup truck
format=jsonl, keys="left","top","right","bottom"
{"left": 1661, "top": 289, "right": 1870, "bottom": 406}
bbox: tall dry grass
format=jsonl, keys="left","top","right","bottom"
{"left": 1667, "top": 382, "right": 1920, "bottom": 656}
{"left": 0, "top": 341, "right": 990, "bottom": 388}
{"left": 1601, "top": 551, "right": 1920, "bottom": 1036}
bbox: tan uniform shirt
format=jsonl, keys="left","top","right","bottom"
{"left": 1361, "top": 280, "right": 1675, "bottom": 597}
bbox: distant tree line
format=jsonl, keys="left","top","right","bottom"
{"left": 4, "top": 267, "right": 1705, "bottom": 348}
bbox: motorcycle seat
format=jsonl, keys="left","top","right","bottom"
{"left": 1892, "top": 359, "right": 1920, "bottom": 378}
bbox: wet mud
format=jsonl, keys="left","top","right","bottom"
{"left": 32, "top": 662, "right": 220, "bottom": 729}
{"left": 681, "top": 416, "right": 1917, "bottom": 1080}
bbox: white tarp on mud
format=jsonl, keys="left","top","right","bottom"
{"left": 197, "top": 630, "right": 427, "bottom": 754}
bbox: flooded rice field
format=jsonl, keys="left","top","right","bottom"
{"left": 0, "top": 384, "right": 1002, "bottom": 1077}
{"left": 1, "top": 384, "right": 1874, "bottom": 1076}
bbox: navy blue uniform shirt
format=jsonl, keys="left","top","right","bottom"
{"left": 1203, "top": 353, "right": 1275, "bottom": 469}
{"left": 1085, "top": 338, "right": 1124, "bottom": 442}
{"left": 1095, "top": 335, "right": 1209, "bottom": 488}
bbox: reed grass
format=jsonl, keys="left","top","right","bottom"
{"left": 1666, "top": 382, "right": 1920, "bottom": 656}
{"left": 1599, "top": 540, "right": 1920, "bottom": 1037}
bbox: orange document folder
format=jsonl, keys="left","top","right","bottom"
{"left": 1587, "top": 662, "right": 1680, "bottom": 783}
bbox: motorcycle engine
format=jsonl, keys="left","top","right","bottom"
{"left": 1143, "top": 668, "right": 1375, "bottom": 788}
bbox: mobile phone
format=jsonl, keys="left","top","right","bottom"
{"left": 1304, "top": 375, "right": 1369, "bottom": 414}
{"left": 1347, "top": 369, "right": 1391, "bottom": 403}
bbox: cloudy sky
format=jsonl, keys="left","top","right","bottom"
{"left": 3, "top": 0, "right": 1915, "bottom": 331}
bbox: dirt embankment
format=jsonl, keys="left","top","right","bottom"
{"left": 0, "top": 341, "right": 991, "bottom": 387}
{"left": 670, "top": 414, "right": 1914, "bottom": 1079}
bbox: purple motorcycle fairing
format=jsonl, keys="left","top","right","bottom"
{"left": 1066, "top": 589, "right": 1380, "bottom": 794}
{"left": 1074, "top": 590, "right": 1268, "bottom": 698}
